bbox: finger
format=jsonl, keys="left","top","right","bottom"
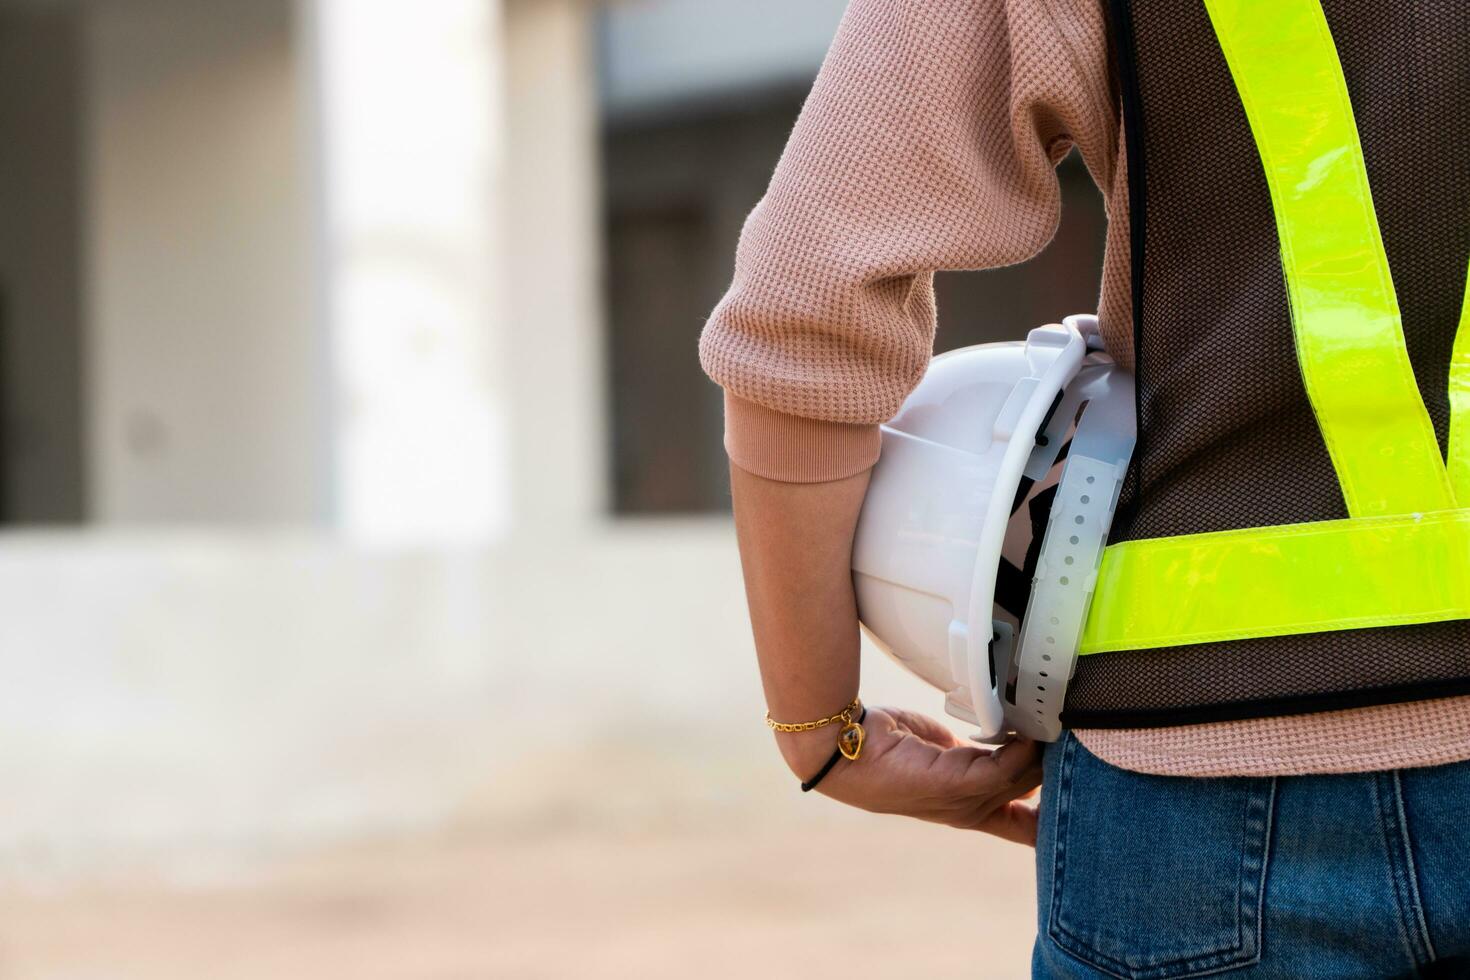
{"left": 961, "top": 759, "right": 1043, "bottom": 815}
{"left": 974, "top": 799, "right": 1040, "bottom": 847}
{"left": 883, "top": 707, "right": 965, "bottom": 749}
{"left": 950, "top": 756, "right": 1042, "bottom": 821}
{"left": 942, "top": 757, "right": 1042, "bottom": 830}
{"left": 886, "top": 724, "right": 950, "bottom": 773}
{"left": 917, "top": 734, "right": 1034, "bottom": 799}
{"left": 929, "top": 736, "right": 1041, "bottom": 793}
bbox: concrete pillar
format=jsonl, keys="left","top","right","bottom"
{"left": 503, "top": 0, "right": 607, "bottom": 534}
{"left": 86, "top": 0, "right": 327, "bottom": 525}
{"left": 302, "top": 0, "right": 510, "bottom": 546}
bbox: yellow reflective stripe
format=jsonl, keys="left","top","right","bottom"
{"left": 1450, "top": 261, "right": 1470, "bottom": 502}
{"left": 1204, "top": 0, "right": 1454, "bottom": 517}
{"left": 1080, "top": 509, "right": 1470, "bottom": 654}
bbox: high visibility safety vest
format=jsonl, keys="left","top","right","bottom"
{"left": 1063, "top": 0, "right": 1470, "bottom": 727}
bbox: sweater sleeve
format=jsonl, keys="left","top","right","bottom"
{"left": 698, "top": 0, "right": 1118, "bottom": 483}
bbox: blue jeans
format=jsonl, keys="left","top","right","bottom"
{"left": 1033, "top": 731, "right": 1470, "bottom": 978}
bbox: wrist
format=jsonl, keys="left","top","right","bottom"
{"left": 766, "top": 697, "right": 868, "bottom": 782}
{"left": 774, "top": 726, "right": 849, "bottom": 778}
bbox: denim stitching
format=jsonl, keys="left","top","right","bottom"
{"left": 1250, "top": 780, "right": 1277, "bottom": 963}
{"left": 1372, "top": 772, "right": 1430, "bottom": 971}
{"left": 1389, "top": 770, "right": 1437, "bottom": 965}
{"left": 1231, "top": 777, "right": 1275, "bottom": 967}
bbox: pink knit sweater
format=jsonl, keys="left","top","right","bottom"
{"left": 698, "top": 0, "right": 1470, "bottom": 777}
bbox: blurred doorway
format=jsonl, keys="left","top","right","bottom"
{"left": 0, "top": 5, "right": 87, "bottom": 524}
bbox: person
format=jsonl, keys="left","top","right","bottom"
{"left": 698, "top": 1, "right": 1470, "bottom": 975}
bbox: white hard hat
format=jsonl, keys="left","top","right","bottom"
{"left": 852, "top": 314, "right": 1136, "bottom": 742}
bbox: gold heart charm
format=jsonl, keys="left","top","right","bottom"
{"left": 838, "top": 721, "right": 865, "bottom": 761}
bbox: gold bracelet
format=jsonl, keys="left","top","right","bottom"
{"left": 765, "top": 697, "right": 861, "bottom": 733}
{"left": 766, "top": 698, "right": 866, "bottom": 761}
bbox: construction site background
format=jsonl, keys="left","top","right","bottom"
{"left": 0, "top": 1, "right": 1102, "bottom": 975}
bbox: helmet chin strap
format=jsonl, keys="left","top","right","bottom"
{"left": 1006, "top": 359, "right": 1136, "bottom": 740}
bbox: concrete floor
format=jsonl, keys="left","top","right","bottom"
{"left": 0, "top": 818, "right": 1038, "bottom": 979}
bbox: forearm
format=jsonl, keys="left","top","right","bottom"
{"left": 730, "top": 461, "right": 1043, "bottom": 841}
{"left": 730, "top": 462, "right": 871, "bottom": 775}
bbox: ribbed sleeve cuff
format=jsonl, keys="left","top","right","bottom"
{"left": 722, "top": 393, "right": 882, "bottom": 483}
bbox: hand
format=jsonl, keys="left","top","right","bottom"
{"left": 777, "top": 707, "right": 1043, "bottom": 846}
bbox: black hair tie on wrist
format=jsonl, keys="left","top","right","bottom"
{"left": 800, "top": 706, "right": 867, "bottom": 793}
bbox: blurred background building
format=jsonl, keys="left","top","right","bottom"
{"left": 0, "top": 0, "right": 1102, "bottom": 975}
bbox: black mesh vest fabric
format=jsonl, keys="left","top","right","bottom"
{"left": 1063, "top": 0, "right": 1470, "bottom": 728}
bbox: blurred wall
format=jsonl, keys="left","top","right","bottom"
{"left": 600, "top": 0, "right": 850, "bottom": 118}
{"left": 0, "top": 7, "right": 86, "bottom": 524}
{"left": 87, "top": 0, "right": 325, "bottom": 525}
{"left": 504, "top": 0, "right": 605, "bottom": 533}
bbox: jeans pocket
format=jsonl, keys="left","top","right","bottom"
{"left": 1044, "top": 734, "right": 1276, "bottom": 980}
